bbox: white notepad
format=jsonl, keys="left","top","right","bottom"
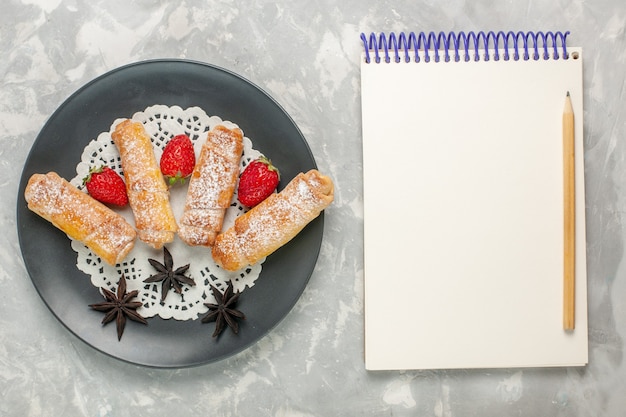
{"left": 360, "top": 31, "right": 588, "bottom": 370}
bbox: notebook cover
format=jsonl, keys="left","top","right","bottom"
{"left": 361, "top": 43, "right": 588, "bottom": 371}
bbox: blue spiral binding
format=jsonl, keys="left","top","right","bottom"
{"left": 360, "top": 31, "right": 571, "bottom": 64}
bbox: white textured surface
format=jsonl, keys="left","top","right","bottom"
{"left": 1, "top": 0, "right": 625, "bottom": 415}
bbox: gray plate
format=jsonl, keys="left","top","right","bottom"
{"left": 16, "top": 59, "right": 323, "bottom": 368}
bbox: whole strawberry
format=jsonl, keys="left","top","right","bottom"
{"left": 83, "top": 166, "right": 128, "bottom": 206}
{"left": 160, "top": 134, "right": 196, "bottom": 186}
{"left": 238, "top": 156, "right": 280, "bottom": 207}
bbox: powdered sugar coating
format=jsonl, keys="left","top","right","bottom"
{"left": 112, "top": 120, "right": 177, "bottom": 249}
{"left": 179, "top": 125, "right": 243, "bottom": 246}
{"left": 25, "top": 172, "right": 136, "bottom": 266}
{"left": 212, "top": 170, "right": 334, "bottom": 271}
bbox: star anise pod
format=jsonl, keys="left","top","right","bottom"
{"left": 201, "top": 281, "right": 246, "bottom": 338}
{"left": 144, "top": 246, "right": 195, "bottom": 301}
{"left": 89, "top": 274, "right": 148, "bottom": 341}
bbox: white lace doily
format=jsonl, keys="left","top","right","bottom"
{"left": 69, "top": 105, "right": 264, "bottom": 321}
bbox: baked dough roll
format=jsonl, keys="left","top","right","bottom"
{"left": 212, "top": 169, "right": 334, "bottom": 271}
{"left": 111, "top": 119, "right": 177, "bottom": 248}
{"left": 24, "top": 172, "right": 136, "bottom": 266}
{"left": 178, "top": 125, "right": 243, "bottom": 246}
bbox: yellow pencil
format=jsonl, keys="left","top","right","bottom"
{"left": 563, "top": 92, "right": 576, "bottom": 331}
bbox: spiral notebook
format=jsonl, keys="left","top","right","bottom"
{"left": 360, "top": 31, "right": 588, "bottom": 370}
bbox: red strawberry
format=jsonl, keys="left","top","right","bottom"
{"left": 238, "top": 156, "right": 280, "bottom": 207}
{"left": 160, "top": 134, "right": 196, "bottom": 186}
{"left": 83, "top": 166, "right": 128, "bottom": 206}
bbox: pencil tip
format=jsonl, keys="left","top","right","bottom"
{"left": 567, "top": 91, "right": 570, "bottom": 97}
